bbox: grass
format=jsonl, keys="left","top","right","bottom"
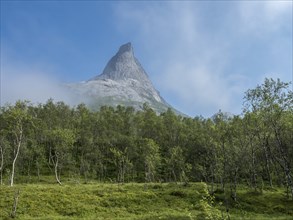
{"left": 0, "top": 182, "right": 204, "bottom": 220}
{"left": 0, "top": 180, "right": 292, "bottom": 219}
{"left": 214, "top": 186, "right": 293, "bottom": 220}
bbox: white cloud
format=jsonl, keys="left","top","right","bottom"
{"left": 0, "top": 63, "right": 77, "bottom": 106}
{"left": 115, "top": 2, "right": 247, "bottom": 116}
{"left": 114, "top": 1, "right": 291, "bottom": 116}
{"left": 237, "top": 0, "right": 292, "bottom": 85}
{"left": 238, "top": 1, "right": 292, "bottom": 34}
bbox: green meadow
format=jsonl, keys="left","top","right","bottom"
{"left": 1, "top": 180, "right": 292, "bottom": 220}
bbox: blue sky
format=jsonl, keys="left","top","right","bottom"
{"left": 1, "top": 1, "right": 292, "bottom": 117}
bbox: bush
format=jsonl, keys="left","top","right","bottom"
{"left": 196, "top": 183, "right": 227, "bottom": 220}
{"left": 170, "top": 190, "right": 187, "bottom": 198}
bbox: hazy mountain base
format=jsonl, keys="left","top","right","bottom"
{"left": 0, "top": 180, "right": 292, "bottom": 220}
{"left": 66, "top": 84, "right": 185, "bottom": 116}
{"left": 87, "top": 96, "right": 182, "bottom": 116}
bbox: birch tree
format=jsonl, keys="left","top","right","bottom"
{"left": 50, "top": 128, "right": 75, "bottom": 185}
{"left": 2, "top": 101, "right": 31, "bottom": 186}
{"left": 139, "top": 138, "right": 160, "bottom": 183}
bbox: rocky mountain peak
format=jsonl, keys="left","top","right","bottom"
{"left": 117, "top": 42, "right": 133, "bottom": 55}
{"left": 90, "top": 42, "right": 149, "bottom": 82}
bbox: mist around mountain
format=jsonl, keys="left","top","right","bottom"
{"left": 66, "top": 43, "right": 184, "bottom": 115}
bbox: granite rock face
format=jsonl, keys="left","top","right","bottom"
{"left": 67, "top": 42, "right": 181, "bottom": 114}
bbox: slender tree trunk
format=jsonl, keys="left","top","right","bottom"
{"left": 144, "top": 162, "right": 149, "bottom": 190}
{"left": 122, "top": 158, "right": 125, "bottom": 184}
{"left": 273, "top": 151, "right": 293, "bottom": 199}
{"left": 231, "top": 168, "right": 238, "bottom": 201}
{"left": 117, "top": 162, "right": 120, "bottom": 183}
{"left": 264, "top": 147, "right": 273, "bottom": 188}
{"left": 274, "top": 128, "right": 293, "bottom": 199}
{"left": 145, "top": 162, "right": 149, "bottom": 183}
{"left": 27, "top": 160, "right": 31, "bottom": 181}
{"left": 210, "top": 165, "right": 215, "bottom": 194}
{"left": 283, "top": 164, "right": 293, "bottom": 199}
{"left": 10, "top": 189, "right": 20, "bottom": 218}
{"left": 221, "top": 176, "right": 225, "bottom": 192}
{"left": 54, "top": 156, "right": 62, "bottom": 185}
{"left": 221, "top": 141, "right": 227, "bottom": 193}
{"left": 234, "top": 171, "right": 237, "bottom": 201}
{"left": 251, "top": 144, "right": 257, "bottom": 192}
{"left": 262, "top": 136, "right": 273, "bottom": 188}
{"left": 0, "top": 168, "right": 2, "bottom": 186}
{"left": 11, "top": 128, "right": 23, "bottom": 187}
{"left": 36, "top": 161, "right": 40, "bottom": 181}
{"left": 0, "top": 144, "right": 3, "bottom": 185}
{"left": 172, "top": 168, "right": 177, "bottom": 183}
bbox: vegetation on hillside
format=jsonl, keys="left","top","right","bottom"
{"left": 0, "top": 78, "right": 292, "bottom": 219}
{"left": 0, "top": 182, "right": 292, "bottom": 220}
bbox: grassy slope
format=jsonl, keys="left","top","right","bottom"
{"left": 0, "top": 181, "right": 292, "bottom": 220}
{"left": 214, "top": 186, "right": 293, "bottom": 220}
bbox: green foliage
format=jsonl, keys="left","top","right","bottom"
{"left": 0, "top": 182, "right": 291, "bottom": 219}
{"left": 214, "top": 185, "right": 293, "bottom": 219}
{"left": 196, "top": 183, "right": 225, "bottom": 220}
{"left": 137, "top": 138, "right": 161, "bottom": 182}
{"left": 0, "top": 182, "right": 205, "bottom": 220}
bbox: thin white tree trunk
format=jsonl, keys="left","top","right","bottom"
{"left": 10, "top": 128, "right": 23, "bottom": 187}
{"left": 0, "top": 144, "right": 3, "bottom": 185}
{"left": 54, "top": 156, "right": 62, "bottom": 185}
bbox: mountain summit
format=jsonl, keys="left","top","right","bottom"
{"left": 67, "top": 43, "right": 182, "bottom": 114}
{"left": 91, "top": 42, "right": 151, "bottom": 84}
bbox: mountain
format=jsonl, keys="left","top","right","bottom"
{"left": 67, "top": 42, "right": 182, "bottom": 115}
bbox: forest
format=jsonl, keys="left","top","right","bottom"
{"left": 0, "top": 78, "right": 292, "bottom": 205}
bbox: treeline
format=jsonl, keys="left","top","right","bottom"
{"left": 0, "top": 78, "right": 292, "bottom": 199}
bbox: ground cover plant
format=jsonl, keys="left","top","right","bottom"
{"left": 0, "top": 182, "right": 207, "bottom": 220}
{"left": 1, "top": 180, "right": 293, "bottom": 220}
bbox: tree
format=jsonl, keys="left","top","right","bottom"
{"left": 73, "top": 104, "right": 94, "bottom": 181}
{"left": 110, "top": 147, "right": 132, "bottom": 184}
{"left": 166, "top": 146, "right": 186, "bottom": 182}
{"left": 138, "top": 138, "right": 160, "bottom": 183}
{"left": 244, "top": 78, "right": 293, "bottom": 198}
{"left": 1, "top": 101, "right": 32, "bottom": 186}
{"left": 0, "top": 136, "right": 6, "bottom": 185}
{"left": 213, "top": 110, "right": 232, "bottom": 193}
{"left": 49, "top": 128, "right": 75, "bottom": 185}
{"left": 241, "top": 112, "right": 262, "bottom": 191}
